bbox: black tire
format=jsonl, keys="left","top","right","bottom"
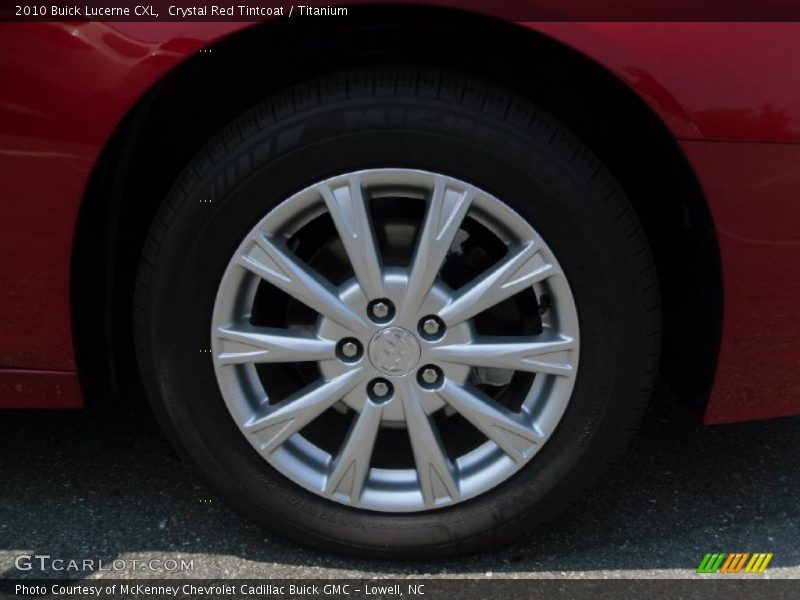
{"left": 134, "top": 67, "right": 660, "bottom": 557}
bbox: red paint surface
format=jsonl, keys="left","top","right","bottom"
{"left": 680, "top": 141, "right": 800, "bottom": 424}
{"left": 536, "top": 22, "right": 800, "bottom": 142}
{"left": 1, "top": 17, "right": 800, "bottom": 421}
{"left": 0, "top": 370, "right": 83, "bottom": 408}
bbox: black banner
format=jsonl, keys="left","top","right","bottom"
{"left": 2, "top": 579, "right": 800, "bottom": 600}
{"left": 5, "top": 0, "right": 800, "bottom": 22}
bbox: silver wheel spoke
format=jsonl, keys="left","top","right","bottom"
{"left": 437, "top": 381, "right": 542, "bottom": 463}
{"left": 238, "top": 233, "right": 366, "bottom": 334}
{"left": 429, "top": 333, "right": 576, "bottom": 377}
{"left": 401, "top": 178, "right": 475, "bottom": 318}
{"left": 324, "top": 400, "right": 383, "bottom": 501}
{"left": 216, "top": 325, "right": 336, "bottom": 365}
{"left": 438, "top": 241, "right": 558, "bottom": 327}
{"left": 399, "top": 380, "right": 459, "bottom": 507}
{"left": 320, "top": 176, "right": 384, "bottom": 300}
{"left": 244, "top": 369, "right": 364, "bottom": 453}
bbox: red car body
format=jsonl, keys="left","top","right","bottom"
{"left": 2, "top": 14, "right": 799, "bottom": 425}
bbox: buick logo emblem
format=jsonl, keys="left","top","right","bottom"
{"left": 368, "top": 327, "right": 421, "bottom": 376}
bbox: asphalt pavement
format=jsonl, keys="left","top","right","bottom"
{"left": 1, "top": 383, "right": 799, "bottom": 579}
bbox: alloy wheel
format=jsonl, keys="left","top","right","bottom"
{"left": 211, "top": 169, "right": 579, "bottom": 512}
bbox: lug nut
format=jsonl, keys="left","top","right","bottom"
{"left": 367, "top": 299, "right": 395, "bottom": 322}
{"left": 417, "top": 365, "right": 443, "bottom": 388}
{"left": 337, "top": 338, "right": 362, "bottom": 361}
{"left": 372, "top": 302, "right": 389, "bottom": 319}
{"left": 422, "top": 318, "right": 440, "bottom": 335}
{"left": 341, "top": 341, "right": 359, "bottom": 358}
{"left": 372, "top": 381, "right": 389, "bottom": 397}
{"left": 418, "top": 315, "right": 445, "bottom": 339}
{"left": 421, "top": 367, "right": 439, "bottom": 384}
{"left": 369, "top": 379, "right": 393, "bottom": 402}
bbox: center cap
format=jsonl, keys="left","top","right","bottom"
{"left": 368, "top": 327, "right": 421, "bottom": 377}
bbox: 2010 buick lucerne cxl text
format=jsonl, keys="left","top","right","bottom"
{"left": 2, "top": 14, "right": 800, "bottom": 557}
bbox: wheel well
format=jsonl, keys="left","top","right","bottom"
{"left": 72, "top": 8, "right": 722, "bottom": 413}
